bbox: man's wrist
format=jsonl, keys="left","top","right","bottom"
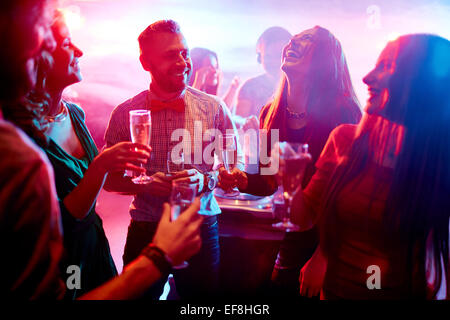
{"left": 201, "top": 173, "right": 208, "bottom": 193}
{"left": 202, "top": 171, "right": 218, "bottom": 193}
{"left": 90, "top": 156, "right": 108, "bottom": 176}
{"left": 140, "top": 243, "right": 173, "bottom": 277}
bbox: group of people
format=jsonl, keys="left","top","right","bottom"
{"left": 1, "top": 0, "right": 204, "bottom": 300}
{"left": 188, "top": 26, "right": 293, "bottom": 126}
{"left": 0, "top": 0, "right": 448, "bottom": 300}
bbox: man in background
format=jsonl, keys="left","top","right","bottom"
{"left": 234, "top": 26, "right": 292, "bottom": 120}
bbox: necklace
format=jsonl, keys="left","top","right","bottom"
{"left": 45, "top": 101, "right": 68, "bottom": 123}
{"left": 286, "top": 106, "right": 307, "bottom": 120}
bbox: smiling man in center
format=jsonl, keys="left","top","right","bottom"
{"left": 104, "top": 19, "right": 243, "bottom": 299}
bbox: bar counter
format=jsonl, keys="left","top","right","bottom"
{"left": 215, "top": 190, "right": 284, "bottom": 297}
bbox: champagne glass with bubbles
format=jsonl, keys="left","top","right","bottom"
{"left": 272, "top": 142, "right": 310, "bottom": 232}
{"left": 167, "top": 149, "right": 185, "bottom": 176}
{"left": 129, "top": 110, "right": 152, "bottom": 184}
{"left": 221, "top": 133, "right": 240, "bottom": 197}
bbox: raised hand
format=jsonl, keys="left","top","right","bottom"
{"left": 229, "top": 76, "right": 240, "bottom": 91}
{"left": 142, "top": 172, "right": 173, "bottom": 197}
{"left": 152, "top": 198, "right": 204, "bottom": 265}
{"left": 192, "top": 65, "right": 217, "bottom": 90}
{"left": 170, "top": 169, "right": 204, "bottom": 193}
{"left": 95, "top": 142, "right": 151, "bottom": 175}
{"left": 243, "top": 115, "right": 259, "bottom": 131}
{"left": 218, "top": 166, "right": 248, "bottom": 191}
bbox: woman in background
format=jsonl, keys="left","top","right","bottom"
{"left": 189, "top": 47, "right": 240, "bottom": 109}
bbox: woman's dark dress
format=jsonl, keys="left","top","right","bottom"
{"left": 241, "top": 101, "right": 362, "bottom": 297}
{"left": 40, "top": 102, "right": 117, "bottom": 299}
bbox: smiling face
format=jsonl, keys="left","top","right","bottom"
{"left": 281, "top": 28, "right": 317, "bottom": 78}
{"left": 202, "top": 54, "right": 219, "bottom": 87}
{"left": 1, "top": 0, "right": 56, "bottom": 100}
{"left": 363, "top": 41, "right": 399, "bottom": 117}
{"left": 46, "top": 16, "right": 83, "bottom": 91}
{"left": 140, "top": 32, "right": 192, "bottom": 94}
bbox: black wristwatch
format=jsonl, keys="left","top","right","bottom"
{"left": 203, "top": 172, "right": 218, "bottom": 193}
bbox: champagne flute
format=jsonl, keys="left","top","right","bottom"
{"left": 272, "top": 142, "right": 309, "bottom": 232}
{"left": 170, "top": 179, "right": 197, "bottom": 269}
{"left": 129, "top": 110, "right": 152, "bottom": 184}
{"left": 167, "top": 149, "right": 185, "bottom": 175}
{"left": 221, "top": 133, "right": 240, "bottom": 197}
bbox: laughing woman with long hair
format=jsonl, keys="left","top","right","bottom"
{"left": 292, "top": 34, "right": 450, "bottom": 299}
{"left": 222, "top": 26, "right": 362, "bottom": 297}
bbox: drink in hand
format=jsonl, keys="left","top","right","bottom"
{"left": 272, "top": 142, "right": 309, "bottom": 232}
{"left": 223, "top": 148, "right": 237, "bottom": 171}
{"left": 169, "top": 180, "right": 197, "bottom": 269}
{"left": 167, "top": 150, "right": 185, "bottom": 176}
{"left": 221, "top": 133, "right": 240, "bottom": 197}
{"left": 131, "top": 122, "right": 150, "bottom": 145}
{"left": 170, "top": 199, "right": 191, "bottom": 221}
{"left": 282, "top": 156, "right": 305, "bottom": 195}
{"left": 129, "top": 110, "right": 152, "bottom": 184}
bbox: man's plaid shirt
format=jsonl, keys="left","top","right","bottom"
{"left": 105, "top": 86, "right": 243, "bottom": 222}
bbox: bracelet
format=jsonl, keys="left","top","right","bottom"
{"left": 141, "top": 244, "right": 173, "bottom": 276}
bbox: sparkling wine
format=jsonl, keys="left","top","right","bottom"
{"left": 282, "top": 156, "right": 304, "bottom": 195}
{"left": 223, "top": 149, "right": 237, "bottom": 171}
{"left": 167, "top": 151, "right": 184, "bottom": 174}
{"left": 129, "top": 110, "right": 152, "bottom": 184}
{"left": 130, "top": 123, "right": 150, "bottom": 145}
{"left": 221, "top": 133, "right": 240, "bottom": 197}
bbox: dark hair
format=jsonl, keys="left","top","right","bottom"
{"left": 262, "top": 26, "right": 361, "bottom": 139}
{"left": 0, "top": 0, "right": 53, "bottom": 101}
{"left": 2, "top": 9, "right": 82, "bottom": 147}
{"left": 256, "top": 26, "right": 292, "bottom": 53}
{"left": 0, "top": 0, "right": 50, "bottom": 14}
{"left": 188, "top": 47, "right": 219, "bottom": 95}
{"left": 138, "top": 19, "right": 181, "bottom": 56}
{"left": 1, "top": 7, "right": 67, "bottom": 145}
{"left": 319, "top": 34, "right": 450, "bottom": 298}
{"left": 1, "top": 49, "right": 54, "bottom": 146}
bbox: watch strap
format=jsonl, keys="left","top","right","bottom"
{"left": 141, "top": 244, "right": 173, "bottom": 277}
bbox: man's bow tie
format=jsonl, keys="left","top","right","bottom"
{"left": 149, "top": 97, "right": 185, "bottom": 113}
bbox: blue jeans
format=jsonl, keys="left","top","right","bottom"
{"left": 123, "top": 216, "right": 220, "bottom": 299}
